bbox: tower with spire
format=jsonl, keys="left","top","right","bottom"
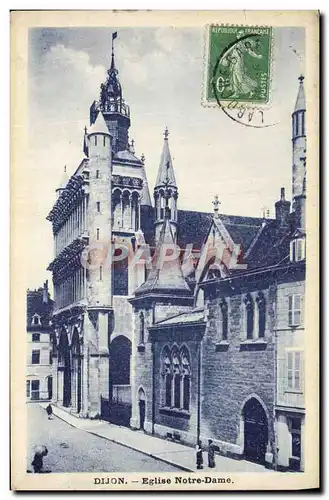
{"left": 90, "top": 32, "right": 131, "bottom": 153}
{"left": 292, "top": 75, "right": 306, "bottom": 230}
{"left": 154, "top": 127, "right": 178, "bottom": 244}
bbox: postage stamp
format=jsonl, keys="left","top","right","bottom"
{"left": 204, "top": 25, "right": 273, "bottom": 106}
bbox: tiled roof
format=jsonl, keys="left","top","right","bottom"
{"left": 177, "top": 210, "right": 264, "bottom": 252}
{"left": 154, "top": 308, "right": 205, "bottom": 326}
{"left": 243, "top": 220, "right": 291, "bottom": 269}
{"left": 139, "top": 207, "right": 266, "bottom": 258}
{"left": 114, "top": 150, "right": 143, "bottom": 164}
{"left": 27, "top": 286, "right": 54, "bottom": 330}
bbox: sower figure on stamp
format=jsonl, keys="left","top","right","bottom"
{"left": 196, "top": 440, "right": 203, "bottom": 469}
{"left": 208, "top": 439, "right": 216, "bottom": 468}
{"left": 220, "top": 35, "right": 263, "bottom": 98}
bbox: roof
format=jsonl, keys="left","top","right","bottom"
{"left": 140, "top": 163, "right": 152, "bottom": 206}
{"left": 135, "top": 217, "right": 191, "bottom": 296}
{"left": 88, "top": 112, "right": 111, "bottom": 135}
{"left": 155, "top": 132, "right": 177, "bottom": 188}
{"left": 114, "top": 150, "right": 143, "bottom": 164}
{"left": 27, "top": 284, "right": 54, "bottom": 330}
{"left": 176, "top": 210, "right": 264, "bottom": 253}
{"left": 294, "top": 76, "right": 306, "bottom": 112}
{"left": 241, "top": 219, "right": 291, "bottom": 270}
{"left": 153, "top": 308, "right": 205, "bottom": 327}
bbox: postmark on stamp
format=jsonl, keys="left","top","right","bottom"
{"left": 204, "top": 25, "right": 272, "bottom": 107}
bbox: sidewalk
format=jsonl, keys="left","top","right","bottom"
{"left": 39, "top": 403, "right": 270, "bottom": 473}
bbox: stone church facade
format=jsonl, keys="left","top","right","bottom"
{"left": 47, "top": 36, "right": 306, "bottom": 471}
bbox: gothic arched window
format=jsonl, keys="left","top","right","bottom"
{"left": 256, "top": 293, "right": 266, "bottom": 338}
{"left": 220, "top": 299, "right": 228, "bottom": 341}
{"left": 180, "top": 346, "right": 191, "bottom": 411}
{"left": 244, "top": 294, "right": 254, "bottom": 340}
{"left": 172, "top": 347, "right": 181, "bottom": 409}
{"left": 162, "top": 347, "right": 172, "bottom": 407}
{"left": 139, "top": 312, "right": 145, "bottom": 345}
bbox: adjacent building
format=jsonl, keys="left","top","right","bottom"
{"left": 45, "top": 34, "right": 306, "bottom": 471}
{"left": 26, "top": 281, "right": 54, "bottom": 401}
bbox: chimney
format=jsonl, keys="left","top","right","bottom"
{"left": 42, "top": 280, "right": 48, "bottom": 304}
{"left": 275, "top": 187, "right": 291, "bottom": 228}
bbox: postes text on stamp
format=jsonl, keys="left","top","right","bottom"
{"left": 205, "top": 25, "right": 272, "bottom": 106}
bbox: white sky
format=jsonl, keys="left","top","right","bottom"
{"left": 27, "top": 26, "right": 305, "bottom": 290}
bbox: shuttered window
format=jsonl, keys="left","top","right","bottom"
{"left": 287, "top": 351, "right": 302, "bottom": 391}
{"left": 288, "top": 294, "right": 303, "bottom": 326}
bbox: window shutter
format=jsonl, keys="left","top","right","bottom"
{"left": 288, "top": 295, "right": 293, "bottom": 325}
{"left": 294, "top": 352, "right": 301, "bottom": 390}
{"left": 294, "top": 295, "right": 301, "bottom": 325}
{"left": 287, "top": 352, "right": 293, "bottom": 389}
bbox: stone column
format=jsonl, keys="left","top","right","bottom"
{"left": 57, "top": 368, "right": 64, "bottom": 406}
{"left": 52, "top": 356, "right": 58, "bottom": 404}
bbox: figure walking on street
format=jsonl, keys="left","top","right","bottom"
{"left": 46, "top": 404, "right": 53, "bottom": 420}
{"left": 208, "top": 439, "right": 216, "bottom": 468}
{"left": 196, "top": 440, "right": 203, "bottom": 469}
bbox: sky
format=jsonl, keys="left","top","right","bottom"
{"left": 27, "top": 26, "right": 305, "bottom": 290}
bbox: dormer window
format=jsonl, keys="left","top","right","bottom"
{"left": 31, "top": 314, "right": 41, "bottom": 326}
{"left": 290, "top": 238, "right": 306, "bottom": 262}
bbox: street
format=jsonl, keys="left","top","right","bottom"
{"left": 27, "top": 403, "right": 179, "bottom": 473}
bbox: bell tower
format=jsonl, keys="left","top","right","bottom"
{"left": 90, "top": 32, "right": 131, "bottom": 153}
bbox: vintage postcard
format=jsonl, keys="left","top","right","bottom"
{"left": 11, "top": 10, "right": 319, "bottom": 491}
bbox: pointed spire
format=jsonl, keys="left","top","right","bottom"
{"left": 140, "top": 159, "right": 152, "bottom": 207}
{"left": 155, "top": 127, "right": 177, "bottom": 188}
{"left": 135, "top": 217, "right": 191, "bottom": 296}
{"left": 88, "top": 112, "right": 110, "bottom": 136}
{"left": 294, "top": 75, "right": 306, "bottom": 112}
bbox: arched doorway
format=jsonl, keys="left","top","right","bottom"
{"left": 58, "top": 329, "right": 71, "bottom": 407}
{"left": 109, "top": 335, "right": 131, "bottom": 386}
{"left": 243, "top": 397, "right": 268, "bottom": 464}
{"left": 138, "top": 388, "right": 146, "bottom": 430}
{"left": 108, "top": 336, "right": 132, "bottom": 427}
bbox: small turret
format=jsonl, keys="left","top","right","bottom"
{"left": 56, "top": 166, "right": 69, "bottom": 198}
{"left": 154, "top": 128, "right": 178, "bottom": 243}
{"left": 292, "top": 76, "right": 307, "bottom": 231}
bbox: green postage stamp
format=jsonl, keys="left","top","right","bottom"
{"left": 204, "top": 25, "right": 273, "bottom": 106}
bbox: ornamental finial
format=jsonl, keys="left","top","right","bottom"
{"left": 212, "top": 194, "right": 220, "bottom": 218}
{"left": 299, "top": 74, "right": 304, "bottom": 83}
{"left": 164, "top": 126, "right": 169, "bottom": 140}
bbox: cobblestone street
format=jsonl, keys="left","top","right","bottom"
{"left": 27, "top": 403, "right": 179, "bottom": 473}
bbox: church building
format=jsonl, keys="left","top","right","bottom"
{"left": 47, "top": 34, "right": 306, "bottom": 471}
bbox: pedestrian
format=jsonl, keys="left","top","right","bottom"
{"left": 31, "top": 446, "right": 48, "bottom": 473}
{"left": 208, "top": 439, "right": 216, "bottom": 468}
{"left": 196, "top": 440, "right": 203, "bottom": 469}
{"left": 46, "top": 404, "right": 53, "bottom": 420}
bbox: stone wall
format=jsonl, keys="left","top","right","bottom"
{"left": 200, "top": 283, "right": 277, "bottom": 462}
